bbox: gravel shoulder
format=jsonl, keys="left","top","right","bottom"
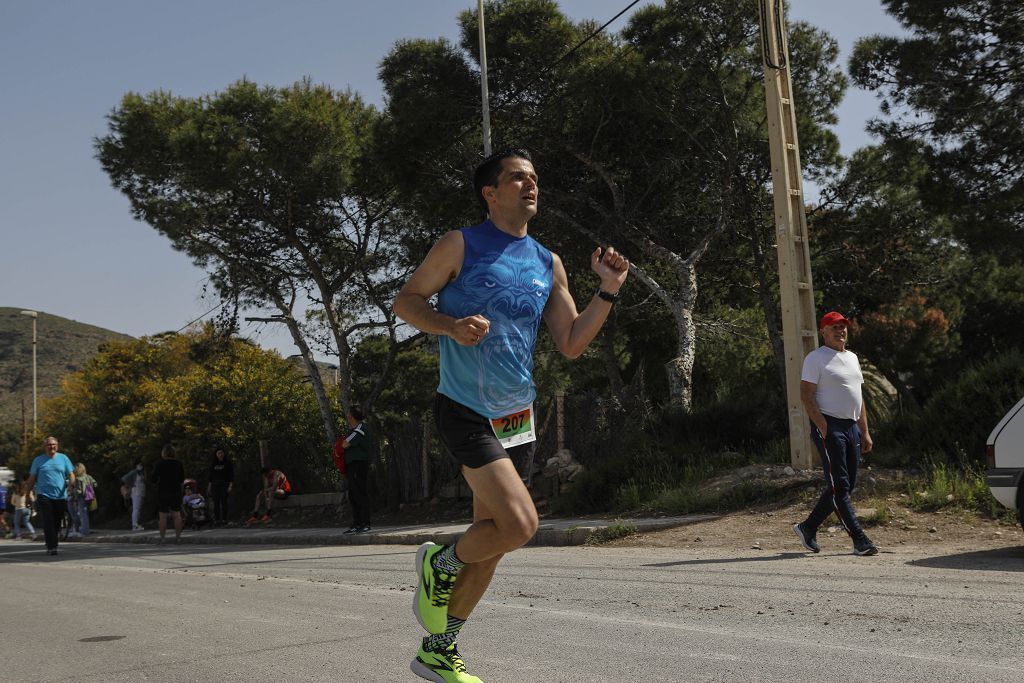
{"left": 609, "top": 479, "right": 1024, "bottom": 556}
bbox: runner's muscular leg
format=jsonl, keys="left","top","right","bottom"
{"left": 448, "top": 492, "right": 504, "bottom": 620}
{"left": 454, "top": 458, "right": 538, "bottom": 564}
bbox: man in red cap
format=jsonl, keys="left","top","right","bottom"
{"left": 793, "top": 311, "right": 878, "bottom": 556}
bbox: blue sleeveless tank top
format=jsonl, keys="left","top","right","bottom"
{"left": 437, "top": 220, "right": 554, "bottom": 418}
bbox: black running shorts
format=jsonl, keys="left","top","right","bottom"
{"left": 157, "top": 495, "right": 181, "bottom": 514}
{"left": 434, "top": 393, "right": 536, "bottom": 486}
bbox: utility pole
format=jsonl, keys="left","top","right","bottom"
{"left": 758, "top": 0, "right": 818, "bottom": 469}
{"left": 478, "top": 0, "right": 492, "bottom": 156}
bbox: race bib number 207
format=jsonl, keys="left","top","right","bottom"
{"left": 489, "top": 403, "right": 537, "bottom": 449}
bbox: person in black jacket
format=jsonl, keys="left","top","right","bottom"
{"left": 342, "top": 406, "right": 373, "bottom": 534}
{"left": 207, "top": 448, "right": 233, "bottom": 526}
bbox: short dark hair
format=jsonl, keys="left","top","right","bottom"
{"left": 348, "top": 405, "right": 364, "bottom": 421}
{"left": 473, "top": 148, "right": 533, "bottom": 216}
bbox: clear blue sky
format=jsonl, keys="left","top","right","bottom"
{"left": 0, "top": 1, "right": 903, "bottom": 361}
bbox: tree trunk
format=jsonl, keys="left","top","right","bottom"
{"left": 665, "top": 263, "right": 697, "bottom": 412}
{"left": 267, "top": 292, "right": 338, "bottom": 444}
{"left": 287, "top": 318, "right": 338, "bottom": 444}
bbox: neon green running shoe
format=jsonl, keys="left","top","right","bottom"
{"left": 414, "top": 542, "right": 458, "bottom": 633}
{"left": 410, "top": 642, "right": 483, "bottom": 683}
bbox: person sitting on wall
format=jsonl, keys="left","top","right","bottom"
{"left": 245, "top": 467, "right": 291, "bottom": 524}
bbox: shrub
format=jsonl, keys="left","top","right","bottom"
{"left": 905, "top": 462, "right": 1008, "bottom": 518}
{"left": 906, "top": 348, "right": 1024, "bottom": 466}
{"left": 585, "top": 521, "right": 637, "bottom": 545}
{"left": 553, "top": 385, "right": 788, "bottom": 515}
{"left": 859, "top": 501, "right": 892, "bottom": 527}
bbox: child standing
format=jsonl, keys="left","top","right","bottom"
{"left": 12, "top": 477, "right": 36, "bottom": 539}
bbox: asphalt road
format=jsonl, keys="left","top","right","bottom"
{"left": 2, "top": 539, "right": 1022, "bottom": 682}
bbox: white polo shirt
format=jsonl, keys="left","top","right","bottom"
{"left": 801, "top": 346, "right": 863, "bottom": 420}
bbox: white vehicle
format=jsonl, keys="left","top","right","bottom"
{"left": 986, "top": 397, "right": 1024, "bottom": 528}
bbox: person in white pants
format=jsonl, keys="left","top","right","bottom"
{"left": 121, "top": 461, "right": 146, "bottom": 530}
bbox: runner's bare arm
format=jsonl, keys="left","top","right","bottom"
{"left": 394, "top": 231, "right": 491, "bottom": 345}
{"left": 543, "top": 247, "right": 629, "bottom": 359}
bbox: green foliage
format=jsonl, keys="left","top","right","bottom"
{"left": 554, "top": 392, "right": 782, "bottom": 515}
{"left": 8, "top": 327, "right": 328, "bottom": 519}
{"left": 849, "top": 0, "right": 1024, "bottom": 259}
{"left": 604, "top": 476, "right": 786, "bottom": 517}
{"left": 810, "top": 143, "right": 965, "bottom": 403}
{"left": 692, "top": 306, "right": 779, "bottom": 404}
{"left": 904, "top": 463, "right": 1009, "bottom": 520}
{"left": 584, "top": 521, "right": 636, "bottom": 545}
{"left": 852, "top": 292, "right": 959, "bottom": 402}
{"left": 650, "top": 480, "right": 780, "bottom": 516}
{"left": 96, "top": 78, "right": 412, "bottom": 439}
{"left": 859, "top": 502, "right": 892, "bottom": 527}
{"left": 0, "top": 423, "right": 21, "bottom": 467}
{"left": 811, "top": 144, "right": 963, "bottom": 312}
{"left": 955, "top": 258, "right": 1024, "bottom": 361}
{"left": 554, "top": 402, "right": 680, "bottom": 515}
{"left": 894, "top": 348, "right": 1024, "bottom": 466}
{"left": 349, "top": 334, "right": 438, "bottom": 436}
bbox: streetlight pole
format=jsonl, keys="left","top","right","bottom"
{"left": 20, "top": 310, "right": 38, "bottom": 436}
{"left": 478, "top": 0, "right": 492, "bottom": 156}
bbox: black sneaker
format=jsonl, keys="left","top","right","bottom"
{"left": 356, "top": 526, "right": 371, "bottom": 534}
{"left": 343, "top": 527, "right": 358, "bottom": 535}
{"left": 853, "top": 534, "right": 878, "bottom": 556}
{"left": 792, "top": 523, "right": 820, "bottom": 553}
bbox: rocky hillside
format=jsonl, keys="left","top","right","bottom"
{"left": 0, "top": 307, "right": 132, "bottom": 427}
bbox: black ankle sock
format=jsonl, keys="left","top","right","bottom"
{"left": 424, "top": 616, "right": 466, "bottom": 651}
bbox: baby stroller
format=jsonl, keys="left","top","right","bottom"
{"left": 181, "top": 479, "right": 210, "bottom": 531}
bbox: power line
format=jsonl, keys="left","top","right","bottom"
{"left": 175, "top": 300, "right": 227, "bottom": 333}
{"left": 434, "top": 0, "right": 645, "bottom": 158}
{"left": 490, "top": 0, "right": 644, "bottom": 110}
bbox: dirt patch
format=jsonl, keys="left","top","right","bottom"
{"left": 608, "top": 467, "right": 1024, "bottom": 554}
{"left": 608, "top": 501, "right": 1023, "bottom": 553}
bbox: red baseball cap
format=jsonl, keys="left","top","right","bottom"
{"left": 819, "top": 311, "right": 849, "bottom": 330}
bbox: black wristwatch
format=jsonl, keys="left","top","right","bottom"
{"left": 596, "top": 288, "right": 620, "bottom": 304}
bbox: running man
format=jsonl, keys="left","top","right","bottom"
{"left": 394, "top": 148, "right": 629, "bottom": 682}
{"left": 793, "top": 311, "right": 878, "bottom": 556}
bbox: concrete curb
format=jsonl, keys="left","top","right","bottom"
{"left": 80, "top": 515, "right": 717, "bottom": 548}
